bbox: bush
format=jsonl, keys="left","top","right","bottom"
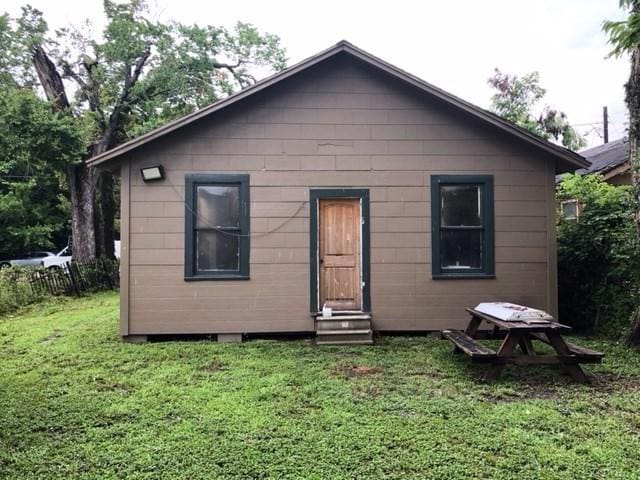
{"left": 0, "top": 267, "right": 49, "bottom": 317}
{"left": 557, "top": 174, "right": 640, "bottom": 337}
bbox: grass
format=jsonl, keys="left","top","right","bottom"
{"left": 1, "top": 292, "right": 639, "bottom": 479}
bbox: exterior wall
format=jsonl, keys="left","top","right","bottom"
{"left": 606, "top": 170, "right": 631, "bottom": 186}
{"left": 122, "top": 56, "right": 558, "bottom": 335}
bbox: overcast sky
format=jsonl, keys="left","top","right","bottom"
{"left": 3, "top": 0, "right": 630, "bottom": 148}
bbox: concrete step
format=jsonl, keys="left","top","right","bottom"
{"left": 315, "top": 318, "right": 372, "bottom": 330}
{"left": 315, "top": 314, "right": 372, "bottom": 321}
{"left": 316, "top": 339, "right": 374, "bottom": 345}
{"left": 316, "top": 329, "right": 372, "bottom": 335}
{"left": 315, "top": 329, "right": 373, "bottom": 344}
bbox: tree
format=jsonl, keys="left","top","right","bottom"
{"left": 556, "top": 174, "right": 639, "bottom": 337}
{"left": 604, "top": 1, "right": 640, "bottom": 235}
{"left": 604, "top": 0, "right": 640, "bottom": 345}
{"left": 0, "top": 87, "right": 84, "bottom": 259}
{"left": 488, "top": 69, "right": 586, "bottom": 151}
{"left": 0, "top": 1, "right": 286, "bottom": 261}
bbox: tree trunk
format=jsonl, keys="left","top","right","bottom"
{"left": 627, "top": 44, "right": 640, "bottom": 345}
{"left": 628, "top": 48, "right": 640, "bottom": 236}
{"left": 32, "top": 46, "right": 69, "bottom": 110}
{"left": 630, "top": 309, "right": 640, "bottom": 347}
{"left": 32, "top": 45, "right": 119, "bottom": 262}
{"left": 32, "top": 44, "right": 105, "bottom": 262}
{"left": 94, "top": 170, "right": 115, "bottom": 259}
{"left": 67, "top": 163, "right": 96, "bottom": 261}
{"left": 90, "top": 136, "right": 116, "bottom": 260}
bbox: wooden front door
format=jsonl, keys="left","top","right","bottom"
{"left": 318, "top": 198, "right": 361, "bottom": 311}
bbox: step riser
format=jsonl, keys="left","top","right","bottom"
{"left": 315, "top": 315, "right": 372, "bottom": 321}
{"left": 316, "top": 339, "right": 374, "bottom": 345}
{"left": 316, "top": 332, "right": 373, "bottom": 343}
{"left": 316, "top": 320, "right": 371, "bottom": 330}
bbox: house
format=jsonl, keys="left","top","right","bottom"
{"left": 577, "top": 138, "right": 630, "bottom": 186}
{"left": 558, "top": 138, "right": 630, "bottom": 219}
{"left": 88, "top": 41, "right": 587, "bottom": 344}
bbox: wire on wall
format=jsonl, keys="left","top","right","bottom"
{"left": 165, "top": 178, "right": 309, "bottom": 238}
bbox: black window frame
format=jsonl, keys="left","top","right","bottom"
{"left": 431, "top": 174, "right": 494, "bottom": 279}
{"left": 184, "top": 173, "right": 250, "bottom": 281}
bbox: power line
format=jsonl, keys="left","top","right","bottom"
{"left": 166, "top": 178, "right": 308, "bottom": 239}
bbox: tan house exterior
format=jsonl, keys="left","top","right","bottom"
{"left": 89, "top": 41, "right": 587, "bottom": 342}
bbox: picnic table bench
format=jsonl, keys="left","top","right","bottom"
{"left": 442, "top": 308, "right": 603, "bottom": 383}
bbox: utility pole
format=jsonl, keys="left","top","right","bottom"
{"left": 603, "top": 106, "right": 609, "bottom": 144}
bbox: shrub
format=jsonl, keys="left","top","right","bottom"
{"left": 557, "top": 174, "right": 640, "bottom": 337}
{"left": 0, "top": 267, "right": 49, "bottom": 317}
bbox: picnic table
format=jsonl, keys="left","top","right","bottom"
{"left": 442, "top": 308, "right": 603, "bottom": 383}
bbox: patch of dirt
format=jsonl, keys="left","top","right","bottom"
{"left": 588, "top": 373, "right": 640, "bottom": 393}
{"left": 331, "top": 364, "right": 383, "bottom": 378}
{"left": 92, "top": 412, "right": 136, "bottom": 428}
{"left": 39, "top": 330, "right": 63, "bottom": 343}
{"left": 482, "top": 371, "right": 640, "bottom": 403}
{"left": 484, "top": 386, "right": 557, "bottom": 403}
{"left": 352, "top": 383, "right": 382, "bottom": 399}
{"left": 91, "top": 376, "right": 131, "bottom": 394}
{"left": 198, "top": 360, "right": 227, "bottom": 373}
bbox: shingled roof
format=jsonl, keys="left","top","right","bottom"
{"left": 577, "top": 138, "right": 629, "bottom": 176}
{"left": 87, "top": 40, "right": 588, "bottom": 170}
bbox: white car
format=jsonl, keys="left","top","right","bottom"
{"left": 42, "top": 246, "right": 72, "bottom": 269}
{"left": 42, "top": 241, "right": 121, "bottom": 269}
{"left": 0, "top": 251, "right": 55, "bottom": 268}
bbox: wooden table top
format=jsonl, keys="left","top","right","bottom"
{"left": 465, "top": 308, "right": 572, "bottom": 332}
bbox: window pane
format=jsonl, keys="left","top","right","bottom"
{"left": 441, "top": 229, "right": 482, "bottom": 269}
{"left": 561, "top": 201, "right": 578, "bottom": 219}
{"left": 441, "top": 185, "right": 481, "bottom": 226}
{"left": 197, "top": 185, "right": 239, "bottom": 228}
{"left": 196, "top": 230, "right": 239, "bottom": 271}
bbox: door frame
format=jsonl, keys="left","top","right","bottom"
{"left": 309, "top": 188, "right": 370, "bottom": 313}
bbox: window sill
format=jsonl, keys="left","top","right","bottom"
{"left": 184, "top": 275, "right": 250, "bottom": 281}
{"left": 432, "top": 273, "right": 496, "bottom": 280}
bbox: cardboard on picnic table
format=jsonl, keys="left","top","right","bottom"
{"left": 474, "top": 302, "right": 554, "bottom": 323}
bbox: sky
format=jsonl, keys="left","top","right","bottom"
{"left": 3, "top": 0, "right": 630, "bottom": 149}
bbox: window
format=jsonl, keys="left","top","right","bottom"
{"left": 431, "top": 175, "right": 494, "bottom": 278}
{"left": 185, "top": 174, "right": 250, "bottom": 280}
{"left": 560, "top": 200, "right": 580, "bottom": 220}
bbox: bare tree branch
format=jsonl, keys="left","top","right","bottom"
{"left": 31, "top": 45, "right": 69, "bottom": 110}
{"left": 61, "top": 62, "right": 87, "bottom": 90}
{"left": 61, "top": 60, "right": 105, "bottom": 127}
{"left": 125, "top": 44, "right": 152, "bottom": 91}
{"left": 211, "top": 60, "right": 242, "bottom": 70}
{"left": 96, "top": 44, "right": 152, "bottom": 154}
{"left": 211, "top": 59, "right": 253, "bottom": 88}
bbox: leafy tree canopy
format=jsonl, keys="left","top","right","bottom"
{"left": 603, "top": 1, "right": 640, "bottom": 345}
{"left": 488, "top": 68, "right": 586, "bottom": 151}
{"left": 557, "top": 174, "right": 639, "bottom": 338}
{"left": 0, "top": 1, "right": 287, "bottom": 260}
{"left": 603, "top": 0, "right": 640, "bottom": 57}
{"left": 0, "top": 87, "right": 84, "bottom": 258}
{"left": 1, "top": 2, "right": 287, "bottom": 143}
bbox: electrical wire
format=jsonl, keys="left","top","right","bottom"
{"left": 165, "top": 177, "right": 308, "bottom": 238}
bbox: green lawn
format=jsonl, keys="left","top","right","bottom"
{"left": 1, "top": 292, "right": 639, "bottom": 479}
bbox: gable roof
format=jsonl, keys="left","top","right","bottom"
{"left": 87, "top": 40, "right": 588, "bottom": 170}
{"left": 577, "top": 138, "right": 629, "bottom": 176}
